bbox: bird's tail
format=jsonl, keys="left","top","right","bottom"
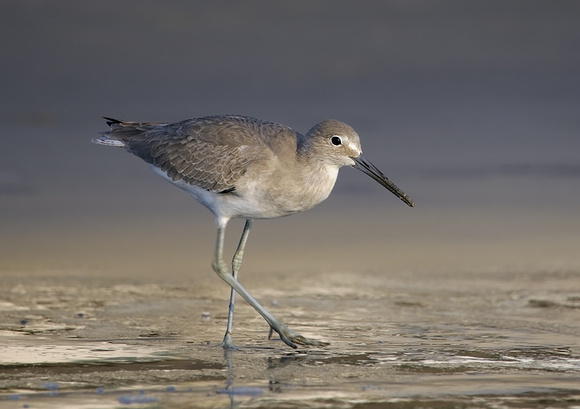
{"left": 91, "top": 117, "right": 164, "bottom": 147}
{"left": 91, "top": 117, "right": 128, "bottom": 147}
{"left": 91, "top": 136, "right": 125, "bottom": 147}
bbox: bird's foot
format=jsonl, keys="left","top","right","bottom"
{"left": 268, "top": 323, "right": 329, "bottom": 349}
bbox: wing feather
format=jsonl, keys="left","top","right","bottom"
{"left": 102, "top": 115, "right": 280, "bottom": 192}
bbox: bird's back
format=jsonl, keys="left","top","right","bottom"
{"left": 94, "top": 115, "right": 298, "bottom": 193}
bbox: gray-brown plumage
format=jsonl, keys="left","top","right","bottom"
{"left": 100, "top": 115, "right": 291, "bottom": 193}
{"left": 93, "top": 114, "right": 414, "bottom": 349}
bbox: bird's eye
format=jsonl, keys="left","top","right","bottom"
{"left": 330, "top": 135, "right": 342, "bottom": 146}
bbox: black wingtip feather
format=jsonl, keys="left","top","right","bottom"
{"left": 103, "top": 117, "right": 123, "bottom": 127}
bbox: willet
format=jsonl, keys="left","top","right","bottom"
{"left": 92, "top": 115, "right": 414, "bottom": 349}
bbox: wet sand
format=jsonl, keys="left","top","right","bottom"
{"left": 1, "top": 253, "right": 579, "bottom": 408}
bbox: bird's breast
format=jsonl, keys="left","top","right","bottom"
{"left": 151, "top": 158, "right": 340, "bottom": 221}
{"left": 237, "top": 162, "right": 340, "bottom": 217}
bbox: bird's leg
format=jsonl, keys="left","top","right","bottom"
{"left": 212, "top": 220, "right": 328, "bottom": 349}
{"left": 220, "top": 219, "right": 253, "bottom": 349}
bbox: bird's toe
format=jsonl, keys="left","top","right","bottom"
{"left": 270, "top": 323, "right": 328, "bottom": 348}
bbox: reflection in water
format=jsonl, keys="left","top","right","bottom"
{"left": 218, "top": 348, "right": 265, "bottom": 408}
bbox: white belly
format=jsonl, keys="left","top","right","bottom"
{"left": 150, "top": 163, "right": 339, "bottom": 221}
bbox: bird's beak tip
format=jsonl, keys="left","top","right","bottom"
{"left": 352, "top": 155, "right": 415, "bottom": 208}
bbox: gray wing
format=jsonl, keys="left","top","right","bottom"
{"left": 102, "top": 116, "right": 283, "bottom": 192}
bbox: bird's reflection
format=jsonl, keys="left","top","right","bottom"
{"left": 216, "top": 346, "right": 310, "bottom": 408}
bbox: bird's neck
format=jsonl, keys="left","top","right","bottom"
{"left": 292, "top": 160, "right": 339, "bottom": 210}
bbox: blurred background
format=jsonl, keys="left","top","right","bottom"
{"left": 1, "top": 1, "right": 579, "bottom": 278}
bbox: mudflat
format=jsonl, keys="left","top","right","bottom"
{"left": 1, "top": 250, "right": 579, "bottom": 408}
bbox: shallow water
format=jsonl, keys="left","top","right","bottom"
{"left": 1, "top": 268, "right": 579, "bottom": 408}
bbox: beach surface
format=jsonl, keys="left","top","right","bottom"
{"left": 1, "top": 253, "right": 579, "bottom": 408}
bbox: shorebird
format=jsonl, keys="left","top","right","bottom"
{"left": 92, "top": 115, "right": 414, "bottom": 349}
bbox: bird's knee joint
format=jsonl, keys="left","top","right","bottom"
{"left": 232, "top": 254, "right": 243, "bottom": 272}
{"left": 212, "top": 260, "right": 229, "bottom": 275}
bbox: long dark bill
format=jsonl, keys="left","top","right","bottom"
{"left": 352, "top": 155, "right": 415, "bottom": 207}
